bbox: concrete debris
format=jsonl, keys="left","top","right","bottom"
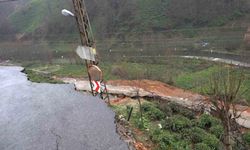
{"left": 60, "top": 78, "right": 250, "bottom": 129}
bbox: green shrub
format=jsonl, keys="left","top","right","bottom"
{"left": 210, "top": 125, "right": 224, "bottom": 139}
{"left": 183, "top": 127, "right": 220, "bottom": 149}
{"left": 163, "top": 115, "right": 192, "bottom": 132}
{"left": 243, "top": 132, "right": 250, "bottom": 145}
{"left": 194, "top": 143, "right": 211, "bottom": 150}
{"left": 151, "top": 130, "right": 174, "bottom": 149}
{"left": 135, "top": 116, "right": 150, "bottom": 129}
{"left": 179, "top": 108, "right": 196, "bottom": 119}
{"left": 172, "top": 141, "right": 192, "bottom": 150}
{"left": 198, "top": 114, "right": 221, "bottom": 129}
{"left": 141, "top": 103, "right": 165, "bottom": 121}
{"left": 168, "top": 102, "right": 180, "bottom": 113}
{"left": 158, "top": 103, "right": 173, "bottom": 117}
{"left": 149, "top": 128, "right": 162, "bottom": 140}
{"left": 167, "top": 102, "right": 196, "bottom": 119}
{"left": 158, "top": 137, "right": 172, "bottom": 150}
{"left": 150, "top": 129, "right": 192, "bottom": 150}
{"left": 203, "top": 133, "right": 220, "bottom": 149}
{"left": 185, "top": 127, "right": 208, "bottom": 143}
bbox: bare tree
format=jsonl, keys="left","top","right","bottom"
{"left": 208, "top": 66, "right": 246, "bottom": 150}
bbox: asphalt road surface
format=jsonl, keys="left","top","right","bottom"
{"left": 0, "top": 66, "right": 128, "bottom": 150}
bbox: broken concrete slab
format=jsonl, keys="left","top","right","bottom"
{"left": 61, "top": 78, "right": 250, "bottom": 129}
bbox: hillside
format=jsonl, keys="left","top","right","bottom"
{"left": 1, "top": 0, "right": 250, "bottom": 39}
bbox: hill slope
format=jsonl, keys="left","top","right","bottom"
{"left": 1, "top": 0, "right": 250, "bottom": 39}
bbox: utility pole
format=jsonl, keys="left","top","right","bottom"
{"left": 71, "top": 0, "right": 110, "bottom": 103}
{"left": 71, "top": 0, "right": 95, "bottom": 95}
{"left": 72, "top": 0, "right": 94, "bottom": 48}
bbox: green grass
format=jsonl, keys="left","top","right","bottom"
{"left": 53, "top": 64, "right": 87, "bottom": 78}
{"left": 175, "top": 66, "right": 220, "bottom": 90}
{"left": 24, "top": 57, "right": 250, "bottom": 101}
{"left": 241, "top": 71, "right": 250, "bottom": 101}
{"left": 10, "top": 0, "right": 46, "bottom": 33}
{"left": 9, "top": 0, "right": 70, "bottom": 33}
{"left": 23, "top": 69, "right": 63, "bottom": 84}
{"left": 175, "top": 65, "right": 250, "bottom": 102}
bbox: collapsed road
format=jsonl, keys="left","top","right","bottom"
{"left": 61, "top": 78, "right": 250, "bottom": 129}
{"left": 0, "top": 66, "right": 129, "bottom": 150}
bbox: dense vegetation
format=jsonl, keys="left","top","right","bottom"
{"left": 0, "top": 0, "right": 250, "bottom": 39}
{"left": 113, "top": 100, "right": 250, "bottom": 150}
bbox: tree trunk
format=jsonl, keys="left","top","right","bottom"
{"left": 224, "top": 114, "right": 233, "bottom": 150}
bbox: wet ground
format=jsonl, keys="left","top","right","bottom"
{"left": 0, "top": 66, "right": 128, "bottom": 150}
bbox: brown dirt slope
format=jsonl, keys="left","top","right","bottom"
{"left": 108, "top": 79, "right": 203, "bottom": 100}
